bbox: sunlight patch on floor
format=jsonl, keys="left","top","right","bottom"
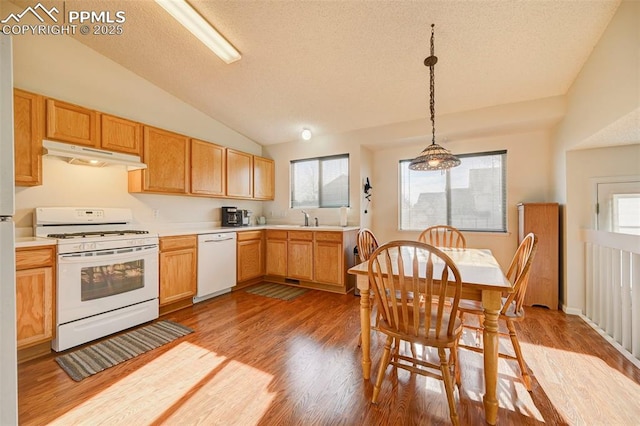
{"left": 48, "top": 342, "right": 275, "bottom": 425}
{"left": 522, "top": 341, "right": 640, "bottom": 425}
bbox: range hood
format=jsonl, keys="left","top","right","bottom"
{"left": 42, "top": 140, "right": 147, "bottom": 170}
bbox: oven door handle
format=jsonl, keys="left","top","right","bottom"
{"left": 58, "top": 245, "right": 159, "bottom": 264}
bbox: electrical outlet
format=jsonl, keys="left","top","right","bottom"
{"left": 153, "top": 209, "right": 160, "bottom": 220}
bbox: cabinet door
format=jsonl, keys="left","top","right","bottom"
{"left": 266, "top": 238, "right": 287, "bottom": 277}
{"left": 140, "top": 126, "right": 190, "bottom": 193}
{"left": 46, "top": 98, "right": 99, "bottom": 147}
{"left": 314, "top": 233, "right": 344, "bottom": 286}
{"left": 16, "top": 266, "right": 54, "bottom": 349}
{"left": 191, "top": 139, "right": 226, "bottom": 196}
{"left": 288, "top": 240, "right": 314, "bottom": 280}
{"left": 237, "top": 234, "right": 264, "bottom": 282}
{"left": 226, "top": 149, "right": 253, "bottom": 198}
{"left": 253, "top": 156, "right": 274, "bottom": 200}
{"left": 160, "top": 248, "right": 197, "bottom": 305}
{"left": 101, "top": 114, "right": 142, "bottom": 155}
{"left": 14, "top": 89, "right": 43, "bottom": 186}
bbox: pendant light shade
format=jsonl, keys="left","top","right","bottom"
{"left": 409, "top": 142, "right": 461, "bottom": 170}
{"left": 409, "top": 24, "right": 460, "bottom": 172}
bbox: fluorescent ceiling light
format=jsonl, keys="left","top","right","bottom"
{"left": 155, "top": 0, "right": 241, "bottom": 64}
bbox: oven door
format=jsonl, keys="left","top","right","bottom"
{"left": 57, "top": 244, "right": 159, "bottom": 325}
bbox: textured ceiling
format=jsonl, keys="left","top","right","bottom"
{"left": 8, "top": 0, "right": 621, "bottom": 146}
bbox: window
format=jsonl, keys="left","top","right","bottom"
{"left": 291, "top": 154, "right": 349, "bottom": 208}
{"left": 399, "top": 150, "right": 507, "bottom": 232}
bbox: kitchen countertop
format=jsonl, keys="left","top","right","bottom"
{"left": 14, "top": 225, "right": 361, "bottom": 246}
{"left": 15, "top": 237, "right": 57, "bottom": 249}
{"left": 155, "top": 224, "right": 360, "bottom": 237}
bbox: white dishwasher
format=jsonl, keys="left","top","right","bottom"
{"left": 194, "top": 232, "right": 237, "bottom": 303}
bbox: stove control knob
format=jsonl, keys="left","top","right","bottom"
{"left": 137, "top": 239, "right": 146, "bottom": 245}
{"left": 127, "top": 240, "right": 135, "bottom": 246}
{"left": 86, "top": 242, "right": 96, "bottom": 250}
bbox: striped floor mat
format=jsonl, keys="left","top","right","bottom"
{"left": 245, "top": 283, "right": 308, "bottom": 300}
{"left": 54, "top": 320, "right": 193, "bottom": 382}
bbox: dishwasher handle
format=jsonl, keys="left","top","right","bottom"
{"left": 198, "top": 233, "right": 237, "bottom": 244}
{"left": 201, "top": 237, "right": 235, "bottom": 243}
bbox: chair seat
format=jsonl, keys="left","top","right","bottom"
{"left": 378, "top": 312, "right": 462, "bottom": 342}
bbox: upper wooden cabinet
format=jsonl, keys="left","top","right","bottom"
{"left": 100, "top": 114, "right": 142, "bottom": 156}
{"left": 253, "top": 156, "right": 275, "bottom": 200}
{"left": 14, "top": 89, "right": 43, "bottom": 186}
{"left": 191, "top": 139, "right": 226, "bottom": 196}
{"left": 226, "top": 148, "right": 253, "bottom": 198}
{"left": 46, "top": 98, "right": 99, "bottom": 147}
{"left": 129, "top": 126, "right": 190, "bottom": 194}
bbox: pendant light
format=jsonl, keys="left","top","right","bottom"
{"left": 409, "top": 24, "right": 460, "bottom": 171}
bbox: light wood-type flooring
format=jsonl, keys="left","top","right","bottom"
{"left": 18, "top": 287, "right": 640, "bottom": 425}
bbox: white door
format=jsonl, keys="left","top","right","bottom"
{"left": 597, "top": 181, "right": 640, "bottom": 235}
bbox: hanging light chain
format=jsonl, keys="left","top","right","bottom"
{"left": 427, "top": 24, "right": 437, "bottom": 146}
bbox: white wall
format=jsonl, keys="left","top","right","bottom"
{"left": 262, "top": 136, "right": 363, "bottom": 227}
{"left": 552, "top": 0, "right": 640, "bottom": 313}
{"left": 371, "top": 129, "right": 554, "bottom": 270}
{"left": 564, "top": 145, "right": 640, "bottom": 313}
{"left": 7, "top": 2, "right": 266, "bottom": 233}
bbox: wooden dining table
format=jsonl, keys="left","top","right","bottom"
{"left": 347, "top": 247, "right": 512, "bottom": 426}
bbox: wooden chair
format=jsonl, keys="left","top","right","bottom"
{"left": 356, "top": 228, "right": 381, "bottom": 348}
{"left": 356, "top": 228, "right": 379, "bottom": 262}
{"left": 369, "top": 241, "right": 463, "bottom": 425}
{"left": 457, "top": 233, "right": 538, "bottom": 391}
{"left": 418, "top": 225, "right": 466, "bottom": 249}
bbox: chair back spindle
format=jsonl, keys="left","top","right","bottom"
{"left": 418, "top": 225, "right": 466, "bottom": 249}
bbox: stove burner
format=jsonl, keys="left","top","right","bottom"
{"left": 48, "top": 230, "right": 150, "bottom": 239}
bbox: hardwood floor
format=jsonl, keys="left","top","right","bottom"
{"left": 18, "top": 287, "right": 640, "bottom": 425}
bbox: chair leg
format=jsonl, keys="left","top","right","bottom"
{"left": 506, "top": 319, "right": 532, "bottom": 391}
{"left": 372, "top": 335, "right": 393, "bottom": 404}
{"left": 438, "top": 347, "right": 459, "bottom": 426}
{"left": 451, "top": 345, "right": 461, "bottom": 388}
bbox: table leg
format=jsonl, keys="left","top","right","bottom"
{"left": 357, "top": 274, "right": 371, "bottom": 380}
{"left": 482, "top": 289, "right": 502, "bottom": 425}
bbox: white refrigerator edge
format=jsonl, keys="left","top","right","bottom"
{"left": 0, "top": 33, "right": 18, "bottom": 425}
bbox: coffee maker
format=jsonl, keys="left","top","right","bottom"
{"left": 221, "top": 206, "right": 241, "bottom": 227}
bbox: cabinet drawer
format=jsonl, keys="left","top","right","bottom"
{"left": 266, "top": 230, "right": 287, "bottom": 240}
{"left": 160, "top": 235, "right": 197, "bottom": 251}
{"left": 288, "top": 230, "right": 313, "bottom": 241}
{"left": 16, "top": 247, "right": 55, "bottom": 270}
{"left": 314, "top": 231, "right": 343, "bottom": 243}
{"left": 237, "top": 230, "right": 263, "bottom": 242}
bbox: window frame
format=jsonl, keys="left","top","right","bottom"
{"left": 290, "top": 153, "right": 350, "bottom": 209}
{"left": 398, "top": 150, "right": 507, "bottom": 233}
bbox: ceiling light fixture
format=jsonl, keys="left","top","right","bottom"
{"left": 155, "top": 0, "right": 241, "bottom": 64}
{"left": 409, "top": 24, "right": 460, "bottom": 172}
{"left": 301, "top": 128, "right": 312, "bottom": 141}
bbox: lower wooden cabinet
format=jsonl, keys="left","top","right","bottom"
{"left": 313, "top": 232, "right": 344, "bottom": 287}
{"left": 237, "top": 230, "right": 265, "bottom": 286}
{"left": 265, "top": 230, "right": 287, "bottom": 276}
{"left": 287, "top": 231, "right": 314, "bottom": 281}
{"left": 159, "top": 235, "right": 197, "bottom": 314}
{"left": 15, "top": 246, "right": 56, "bottom": 355}
{"left": 265, "top": 229, "right": 358, "bottom": 294}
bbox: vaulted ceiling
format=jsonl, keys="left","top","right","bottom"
{"left": 8, "top": 0, "right": 621, "bottom": 146}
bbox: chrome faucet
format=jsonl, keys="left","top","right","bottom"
{"left": 314, "top": 217, "right": 319, "bottom": 227}
{"left": 301, "top": 210, "right": 310, "bottom": 227}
